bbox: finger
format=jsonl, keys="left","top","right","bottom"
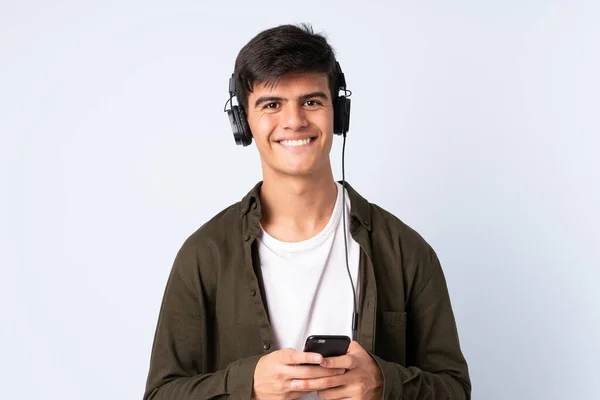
{"left": 287, "top": 391, "right": 310, "bottom": 399}
{"left": 290, "top": 374, "right": 345, "bottom": 392}
{"left": 319, "top": 354, "right": 357, "bottom": 369}
{"left": 347, "top": 340, "right": 363, "bottom": 353}
{"left": 280, "top": 348, "right": 324, "bottom": 365}
{"left": 285, "top": 365, "right": 346, "bottom": 379}
{"left": 318, "top": 385, "right": 352, "bottom": 400}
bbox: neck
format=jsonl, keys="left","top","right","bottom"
{"left": 259, "top": 168, "right": 338, "bottom": 242}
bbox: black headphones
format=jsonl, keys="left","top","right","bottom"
{"left": 224, "top": 61, "right": 351, "bottom": 146}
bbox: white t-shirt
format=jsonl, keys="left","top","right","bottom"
{"left": 257, "top": 182, "right": 360, "bottom": 399}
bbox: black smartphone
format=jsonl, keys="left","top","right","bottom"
{"left": 303, "top": 335, "right": 351, "bottom": 358}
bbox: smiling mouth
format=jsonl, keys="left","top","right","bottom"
{"left": 277, "top": 137, "right": 317, "bottom": 147}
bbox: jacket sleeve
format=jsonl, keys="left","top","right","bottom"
{"left": 371, "top": 251, "right": 471, "bottom": 399}
{"left": 143, "top": 241, "right": 261, "bottom": 400}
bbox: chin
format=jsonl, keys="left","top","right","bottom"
{"left": 269, "top": 165, "right": 315, "bottom": 178}
{"left": 263, "top": 158, "right": 328, "bottom": 179}
{"left": 281, "top": 169, "right": 314, "bottom": 177}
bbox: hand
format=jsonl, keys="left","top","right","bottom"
{"left": 289, "top": 341, "right": 384, "bottom": 400}
{"left": 252, "top": 348, "right": 347, "bottom": 400}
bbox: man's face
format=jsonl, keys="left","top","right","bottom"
{"left": 246, "top": 72, "right": 335, "bottom": 179}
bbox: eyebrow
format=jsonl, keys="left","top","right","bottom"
{"left": 253, "top": 91, "right": 329, "bottom": 108}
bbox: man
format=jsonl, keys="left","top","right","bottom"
{"left": 143, "top": 24, "right": 471, "bottom": 400}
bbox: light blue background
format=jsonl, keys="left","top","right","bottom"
{"left": 1, "top": 1, "right": 598, "bottom": 399}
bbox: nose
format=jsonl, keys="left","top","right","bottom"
{"left": 281, "top": 103, "right": 308, "bottom": 131}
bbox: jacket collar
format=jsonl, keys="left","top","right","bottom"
{"left": 239, "top": 180, "right": 372, "bottom": 232}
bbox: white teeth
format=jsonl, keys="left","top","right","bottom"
{"left": 279, "top": 138, "right": 312, "bottom": 147}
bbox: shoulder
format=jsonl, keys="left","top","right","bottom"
{"left": 369, "top": 203, "right": 439, "bottom": 290}
{"left": 169, "top": 191, "right": 250, "bottom": 286}
{"left": 348, "top": 184, "right": 440, "bottom": 297}
{"left": 345, "top": 181, "right": 434, "bottom": 258}
{"left": 182, "top": 201, "right": 242, "bottom": 252}
{"left": 179, "top": 181, "right": 261, "bottom": 254}
{"left": 370, "top": 202, "right": 434, "bottom": 257}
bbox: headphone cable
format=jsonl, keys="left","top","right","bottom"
{"left": 341, "top": 132, "right": 359, "bottom": 341}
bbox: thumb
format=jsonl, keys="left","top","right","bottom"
{"left": 347, "top": 340, "right": 364, "bottom": 353}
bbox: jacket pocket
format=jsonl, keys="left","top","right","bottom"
{"left": 375, "top": 311, "right": 407, "bottom": 365}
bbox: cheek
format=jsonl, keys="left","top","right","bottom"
{"left": 319, "top": 113, "right": 335, "bottom": 137}
{"left": 319, "top": 108, "right": 334, "bottom": 130}
{"left": 249, "top": 114, "right": 278, "bottom": 138}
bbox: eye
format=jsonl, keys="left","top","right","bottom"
{"left": 305, "top": 99, "right": 321, "bottom": 107}
{"left": 264, "top": 102, "right": 280, "bottom": 110}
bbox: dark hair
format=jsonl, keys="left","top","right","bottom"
{"left": 233, "top": 23, "right": 339, "bottom": 111}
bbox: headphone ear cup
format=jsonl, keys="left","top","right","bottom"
{"left": 227, "top": 105, "right": 253, "bottom": 146}
{"left": 334, "top": 96, "right": 351, "bottom": 135}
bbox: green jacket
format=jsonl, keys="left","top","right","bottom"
{"left": 143, "top": 181, "right": 471, "bottom": 399}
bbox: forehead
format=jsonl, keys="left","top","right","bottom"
{"left": 250, "top": 72, "right": 330, "bottom": 97}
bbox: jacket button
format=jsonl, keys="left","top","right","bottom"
{"left": 250, "top": 289, "right": 256, "bottom": 297}
{"left": 244, "top": 234, "right": 251, "bottom": 242}
{"left": 263, "top": 342, "right": 270, "bottom": 350}
{"left": 252, "top": 202, "right": 257, "bottom": 209}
